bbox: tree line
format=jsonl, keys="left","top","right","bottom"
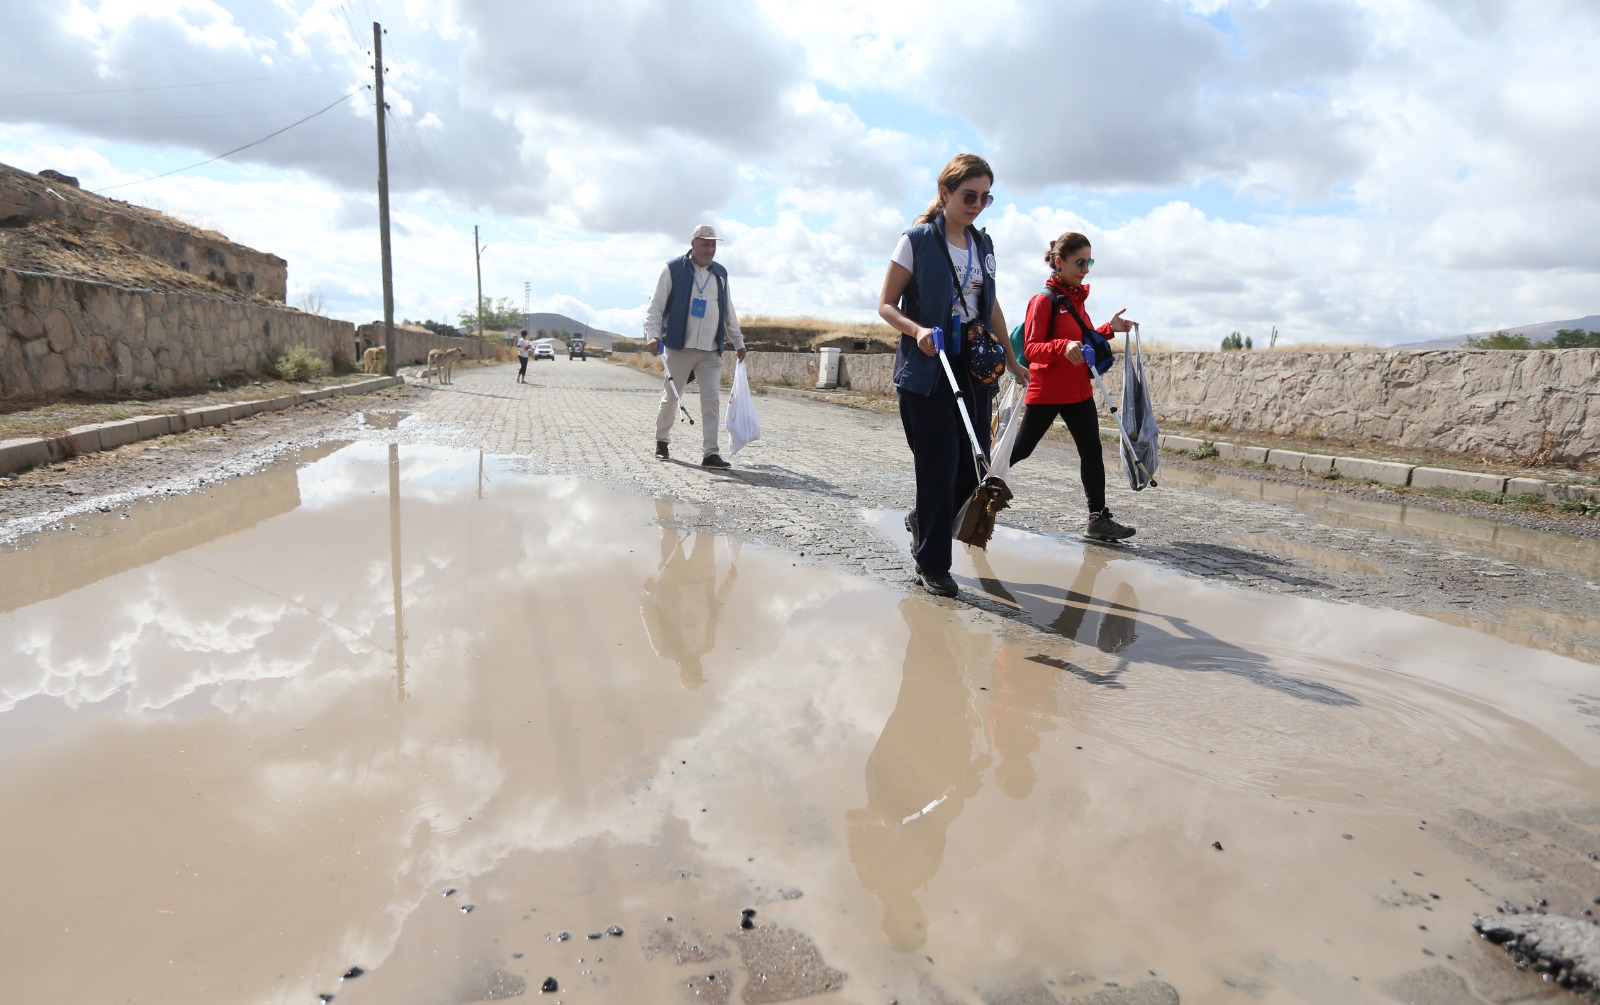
{"left": 1465, "top": 328, "right": 1600, "bottom": 349}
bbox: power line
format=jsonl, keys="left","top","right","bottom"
{"left": 95, "top": 89, "right": 363, "bottom": 193}
{"left": 0, "top": 69, "right": 341, "bottom": 99}
{"left": 22, "top": 106, "right": 347, "bottom": 124}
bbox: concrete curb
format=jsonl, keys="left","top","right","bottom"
{"left": 0, "top": 376, "right": 400, "bottom": 479}
{"left": 1094, "top": 426, "right": 1597, "bottom": 505}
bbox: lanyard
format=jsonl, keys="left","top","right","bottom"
{"left": 938, "top": 220, "right": 977, "bottom": 323}
{"left": 693, "top": 266, "right": 712, "bottom": 298}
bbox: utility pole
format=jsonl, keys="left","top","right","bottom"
{"left": 373, "top": 22, "right": 396, "bottom": 376}
{"left": 473, "top": 225, "right": 485, "bottom": 359}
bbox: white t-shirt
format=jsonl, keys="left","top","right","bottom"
{"left": 891, "top": 232, "right": 986, "bottom": 322}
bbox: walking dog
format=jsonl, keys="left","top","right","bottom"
{"left": 425, "top": 347, "right": 463, "bottom": 384}
{"left": 361, "top": 346, "right": 386, "bottom": 374}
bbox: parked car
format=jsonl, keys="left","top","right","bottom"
{"left": 569, "top": 339, "right": 587, "bottom": 360}
{"left": 532, "top": 342, "right": 556, "bottom": 361}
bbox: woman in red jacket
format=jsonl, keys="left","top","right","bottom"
{"left": 1008, "top": 231, "right": 1137, "bottom": 541}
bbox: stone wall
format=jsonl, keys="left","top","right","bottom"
{"left": 1, "top": 266, "right": 353, "bottom": 398}
{"left": 0, "top": 163, "right": 287, "bottom": 300}
{"left": 1102, "top": 348, "right": 1600, "bottom": 468}
{"left": 727, "top": 347, "right": 1600, "bottom": 468}
{"left": 353, "top": 322, "right": 515, "bottom": 366}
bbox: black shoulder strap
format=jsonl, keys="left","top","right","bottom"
{"left": 936, "top": 218, "right": 975, "bottom": 321}
{"left": 1044, "top": 286, "right": 1096, "bottom": 341}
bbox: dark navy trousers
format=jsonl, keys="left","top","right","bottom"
{"left": 898, "top": 366, "right": 992, "bottom": 576}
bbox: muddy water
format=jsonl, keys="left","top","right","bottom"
{"left": 1163, "top": 464, "right": 1600, "bottom": 578}
{"left": 0, "top": 444, "right": 1596, "bottom": 1005}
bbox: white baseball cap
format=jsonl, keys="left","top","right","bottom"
{"left": 690, "top": 224, "right": 720, "bottom": 241}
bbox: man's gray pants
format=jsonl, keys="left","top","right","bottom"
{"left": 655, "top": 347, "right": 723, "bottom": 458}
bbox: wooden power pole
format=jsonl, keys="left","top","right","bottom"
{"left": 473, "top": 225, "right": 485, "bottom": 359}
{"left": 373, "top": 22, "right": 396, "bottom": 375}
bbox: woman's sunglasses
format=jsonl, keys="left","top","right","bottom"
{"left": 1067, "top": 257, "right": 1094, "bottom": 270}
{"left": 957, "top": 189, "right": 995, "bottom": 209}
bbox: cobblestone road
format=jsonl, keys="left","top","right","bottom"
{"left": 2, "top": 356, "right": 1595, "bottom": 659}
{"left": 381, "top": 358, "right": 1599, "bottom": 662}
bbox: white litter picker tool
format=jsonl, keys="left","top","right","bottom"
{"left": 931, "top": 326, "right": 1012, "bottom": 548}
{"left": 654, "top": 342, "right": 694, "bottom": 425}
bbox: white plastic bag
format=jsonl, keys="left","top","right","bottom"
{"left": 725, "top": 358, "right": 762, "bottom": 455}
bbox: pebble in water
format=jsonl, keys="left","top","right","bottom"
{"left": 460, "top": 904, "right": 474, "bottom": 914}
{"left": 587, "top": 932, "right": 603, "bottom": 940}
{"left": 606, "top": 925, "right": 624, "bottom": 937}
{"left": 342, "top": 966, "right": 364, "bottom": 980}
{"left": 443, "top": 888, "right": 457, "bottom": 897}
{"left": 1212, "top": 841, "right": 1224, "bottom": 851}
{"left": 540, "top": 976, "right": 559, "bottom": 993}
{"left": 557, "top": 932, "right": 571, "bottom": 941}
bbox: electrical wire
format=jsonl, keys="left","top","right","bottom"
{"left": 94, "top": 89, "right": 363, "bottom": 193}
{"left": 24, "top": 107, "right": 346, "bottom": 124}
{"left": 0, "top": 69, "right": 341, "bottom": 99}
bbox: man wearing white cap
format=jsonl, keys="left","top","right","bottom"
{"left": 644, "top": 224, "right": 747, "bottom": 468}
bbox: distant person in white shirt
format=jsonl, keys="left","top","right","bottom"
{"left": 643, "top": 224, "right": 748, "bottom": 469}
{"left": 515, "top": 329, "right": 531, "bottom": 383}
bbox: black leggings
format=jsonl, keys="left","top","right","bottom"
{"left": 1007, "top": 398, "right": 1106, "bottom": 513}
{"left": 517, "top": 356, "right": 529, "bottom": 377}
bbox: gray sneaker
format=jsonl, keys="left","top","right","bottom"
{"left": 1086, "top": 508, "right": 1136, "bottom": 542}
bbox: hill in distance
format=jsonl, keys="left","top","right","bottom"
{"left": 1395, "top": 314, "right": 1600, "bottom": 349}
{"left": 514, "top": 312, "right": 622, "bottom": 347}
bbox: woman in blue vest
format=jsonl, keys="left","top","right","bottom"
{"left": 877, "top": 154, "right": 1026, "bottom": 598}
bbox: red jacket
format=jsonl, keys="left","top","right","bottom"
{"left": 1023, "top": 276, "right": 1114, "bottom": 406}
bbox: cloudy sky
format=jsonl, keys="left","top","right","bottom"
{"left": 2, "top": 0, "right": 1596, "bottom": 346}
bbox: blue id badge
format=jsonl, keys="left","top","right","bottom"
{"left": 690, "top": 297, "right": 708, "bottom": 318}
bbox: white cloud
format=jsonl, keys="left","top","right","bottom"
{"left": 1, "top": 0, "right": 1597, "bottom": 343}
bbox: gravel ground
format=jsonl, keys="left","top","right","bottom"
{"left": 3, "top": 358, "right": 1597, "bottom": 664}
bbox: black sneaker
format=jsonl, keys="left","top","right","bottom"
{"left": 701, "top": 453, "right": 732, "bottom": 469}
{"left": 1086, "top": 508, "right": 1136, "bottom": 542}
{"left": 916, "top": 567, "right": 958, "bottom": 598}
{"left": 655, "top": 441, "right": 669, "bottom": 460}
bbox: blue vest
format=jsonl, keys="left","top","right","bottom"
{"left": 892, "top": 214, "right": 996, "bottom": 396}
{"left": 661, "top": 254, "right": 729, "bottom": 353}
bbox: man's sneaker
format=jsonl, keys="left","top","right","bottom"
{"left": 701, "top": 453, "right": 732, "bottom": 469}
{"left": 1086, "top": 508, "right": 1136, "bottom": 542}
{"left": 655, "top": 441, "right": 669, "bottom": 460}
{"left": 915, "top": 567, "right": 959, "bottom": 598}
{"left": 904, "top": 511, "right": 919, "bottom": 558}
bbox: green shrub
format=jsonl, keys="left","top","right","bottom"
{"left": 1191, "top": 440, "right": 1219, "bottom": 459}
{"left": 266, "top": 345, "right": 327, "bottom": 382}
{"left": 330, "top": 352, "right": 359, "bottom": 375}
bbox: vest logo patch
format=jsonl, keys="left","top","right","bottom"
{"left": 985, "top": 254, "right": 997, "bottom": 277}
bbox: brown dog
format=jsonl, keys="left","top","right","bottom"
{"left": 425, "top": 347, "right": 463, "bottom": 384}
{"left": 361, "top": 346, "right": 386, "bottom": 374}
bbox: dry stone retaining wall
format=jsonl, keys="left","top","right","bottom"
{"left": 354, "top": 322, "right": 514, "bottom": 367}
{"left": 1, "top": 266, "right": 353, "bottom": 398}
{"left": 727, "top": 347, "right": 1599, "bottom": 468}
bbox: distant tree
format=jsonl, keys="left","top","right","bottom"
{"left": 1221, "top": 331, "right": 1244, "bottom": 350}
{"left": 295, "top": 284, "right": 327, "bottom": 315}
{"left": 457, "top": 295, "right": 520, "bottom": 332}
{"left": 420, "top": 319, "right": 458, "bottom": 337}
{"left": 1244, "top": 335, "right": 1253, "bottom": 350}
{"left": 1543, "top": 328, "right": 1600, "bottom": 349}
{"left": 1465, "top": 330, "right": 1534, "bottom": 349}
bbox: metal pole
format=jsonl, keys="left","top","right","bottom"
{"left": 374, "top": 22, "right": 396, "bottom": 376}
{"left": 474, "top": 224, "right": 485, "bottom": 360}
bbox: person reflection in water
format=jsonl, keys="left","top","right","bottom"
{"left": 639, "top": 500, "right": 739, "bottom": 690}
{"left": 985, "top": 646, "right": 1064, "bottom": 799}
{"left": 846, "top": 597, "right": 989, "bottom": 952}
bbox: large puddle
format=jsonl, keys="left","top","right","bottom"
{"left": 2, "top": 444, "right": 1597, "bottom": 1004}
